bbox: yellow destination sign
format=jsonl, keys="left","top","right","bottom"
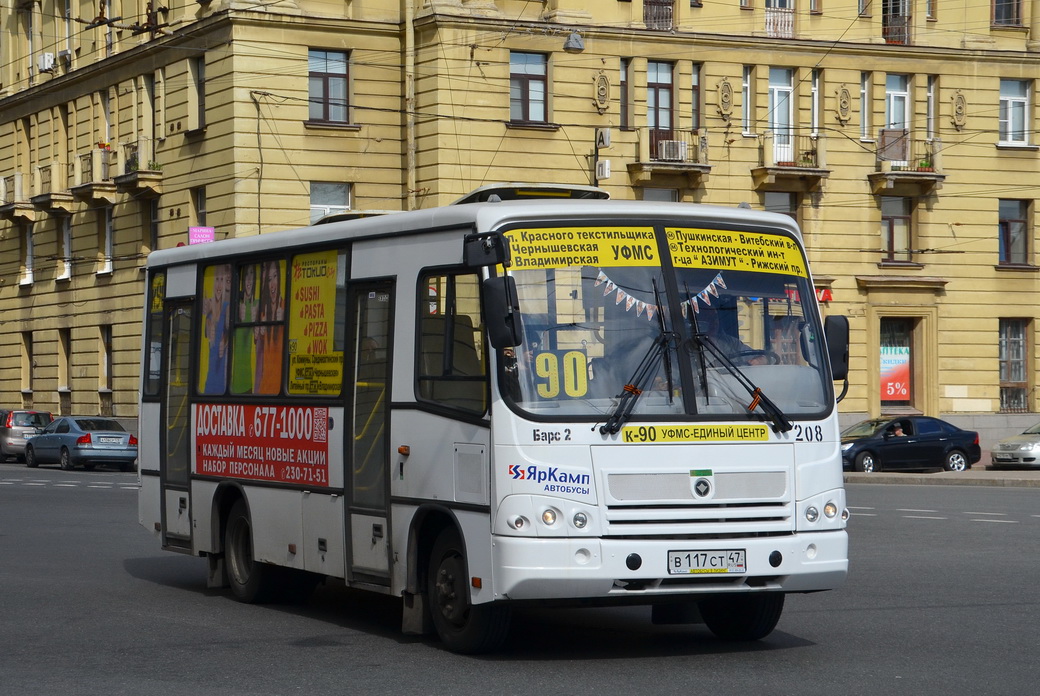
{"left": 665, "top": 227, "right": 807, "bottom": 277}
{"left": 621, "top": 423, "right": 770, "bottom": 443}
{"left": 505, "top": 227, "right": 659, "bottom": 269}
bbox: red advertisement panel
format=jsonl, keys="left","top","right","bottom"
{"left": 194, "top": 404, "right": 330, "bottom": 486}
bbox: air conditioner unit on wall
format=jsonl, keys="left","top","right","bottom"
{"left": 37, "top": 53, "right": 55, "bottom": 73}
{"left": 657, "top": 140, "right": 688, "bottom": 162}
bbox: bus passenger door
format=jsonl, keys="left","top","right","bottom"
{"left": 161, "top": 301, "right": 194, "bottom": 549}
{"left": 347, "top": 283, "right": 393, "bottom": 582}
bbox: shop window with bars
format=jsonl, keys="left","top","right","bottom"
{"left": 999, "top": 318, "right": 1030, "bottom": 412}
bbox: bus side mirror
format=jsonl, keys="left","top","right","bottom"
{"left": 824, "top": 315, "right": 850, "bottom": 381}
{"left": 482, "top": 276, "right": 522, "bottom": 348}
{"left": 464, "top": 232, "right": 511, "bottom": 268}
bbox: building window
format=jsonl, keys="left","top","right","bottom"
{"left": 188, "top": 57, "right": 206, "bottom": 131}
{"left": 993, "top": 0, "right": 1022, "bottom": 26}
{"left": 926, "top": 0, "right": 936, "bottom": 19}
{"left": 810, "top": 69, "right": 821, "bottom": 136}
{"left": 860, "top": 72, "right": 872, "bottom": 140}
{"left": 98, "top": 207, "right": 113, "bottom": 275}
{"left": 885, "top": 73, "right": 909, "bottom": 130}
{"left": 143, "top": 199, "right": 160, "bottom": 254}
{"left": 308, "top": 49, "right": 349, "bottom": 123}
{"left": 20, "top": 222, "right": 34, "bottom": 286}
{"left": 999, "top": 318, "right": 1029, "bottom": 412}
{"left": 99, "top": 324, "right": 113, "bottom": 392}
{"left": 58, "top": 217, "right": 72, "bottom": 281}
{"left": 58, "top": 328, "right": 71, "bottom": 391}
{"left": 768, "top": 67, "right": 794, "bottom": 162}
{"left": 192, "top": 187, "right": 207, "bottom": 227}
{"left": 22, "top": 332, "right": 34, "bottom": 394}
{"left": 648, "top": 60, "right": 674, "bottom": 136}
{"left": 926, "top": 75, "right": 938, "bottom": 140}
{"left": 620, "top": 58, "right": 632, "bottom": 129}
{"left": 691, "top": 63, "right": 702, "bottom": 131}
{"left": 764, "top": 191, "right": 798, "bottom": 220}
{"left": 881, "top": 196, "right": 912, "bottom": 262}
{"left": 310, "top": 182, "right": 351, "bottom": 224}
{"left": 858, "top": 0, "right": 870, "bottom": 14}
{"left": 999, "top": 199, "right": 1030, "bottom": 265}
{"left": 880, "top": 317, "right": 913, "bottom": 407}
{"left": 999, "top": 79, "right": 1029, "bottom": 145}
{"left": 810, "top": 0, "right": 821, "bottom": 12}
{"left": 510, "top": 52, "right": 547, "bottom": 124}
{"left": 643, "top": 188, "right": 678, "bottom": 201}
{"left": 742, "top": 65, "right": 754, "bottom": 134}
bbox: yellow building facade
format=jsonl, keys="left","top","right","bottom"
{"left": 2, "top": 0, "right": 1040, "bottom": 447}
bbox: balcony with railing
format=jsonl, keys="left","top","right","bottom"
{"left": 0, "top": 171, "right": 36, "bottom": 222}
{"left": 765, "top": 7, "right": 794, "bottom": 39}
{"left": 628, "top": 127, "right": 711, "bottom": 186}
{"left": 867, "top": 130, "right": 944, "bottom": 193}
{"left": 31, "top": 159, "right": 75, "bottom": 215}
{"left": 114, "top": 139, "right": 163, "bottom": 197}
{"left": 70, "top": 147, "right": 118, "bottom": 205}
{"left": 752, "top": 131, "right": 829, "bottom": 190}
{"left": 882, "top": 13, "right": 911, "bottom": 44}
{"left": 644, "top": 0, "right": 674, "bottom": 30}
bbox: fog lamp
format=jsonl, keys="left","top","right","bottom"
{"left": 824, "top": 502, "right": 838, "bottom": 518}
{"left": 541, "top": 509, "right": 557, "bottom": 526}
{"left": 841, "top": 508, "right": 851, "bottom": 522}
{"left": 805, "top": 506, "right": 820, "bottom": 523}
{"left": 508, "top": 515, "right": 528, "bottom": 530}
{"left": 573, "top": 512, "right": 588, "bottom": 529}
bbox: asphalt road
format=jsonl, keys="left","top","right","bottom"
{"left": 2, "top": 462, "right": 1038, "bottom": 695}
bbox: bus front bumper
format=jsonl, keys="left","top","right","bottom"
{"left": 491, "top": 530, "right": 848, "bottom": 601}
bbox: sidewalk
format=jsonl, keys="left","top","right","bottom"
{"left": 844, "top": 465, "right": 1040, "bottom": 488}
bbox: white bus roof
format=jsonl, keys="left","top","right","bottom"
{"left": 146, "top": 199, "right": 802, "bottom": 269}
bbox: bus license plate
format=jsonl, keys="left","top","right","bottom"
{"left": 668, "top": 549, "right": 746, "bottom": 575}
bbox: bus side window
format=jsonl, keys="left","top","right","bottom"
{"left": 417, "top": 272, "right": 487, "bottom": 414}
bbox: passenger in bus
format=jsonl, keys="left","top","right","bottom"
{"left": 254, "top": 260, "right": 285, "bottom": 394}
{"left": 231, "top": 263, "right": 259, "bottom": 394}
{"left": 202, "top": 263, "right": 231, "bottom": 393}
{"left": 696, "top": 306, "right": 766, "bottom": 366}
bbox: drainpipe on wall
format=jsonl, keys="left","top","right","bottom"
{"left": 404, "top": 0, "right": 416, "bottom": 210}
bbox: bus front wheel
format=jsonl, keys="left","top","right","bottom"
{"left": 224, "top": 499, "right": 278, "bottom": 603}
{"left": 699, "top": 593, "right": 785, "bottom": 641}
{"left": 427, "top": 527, "right": 511, "bottom": 654}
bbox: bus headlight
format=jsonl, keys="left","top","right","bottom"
{"left": 572, "top": 511, "right": 588, "bottom": 529}
{"left": 805, "top": 506, "right": 820, "bottom": 523}
{"left": 541, "top": 509, "right": 558, "bottom": 526}
{"left": 824, "top": 501, "right": 838, "bottom": 518}
{"left": 507, "top": 515, "right": 529, "bottom": 530}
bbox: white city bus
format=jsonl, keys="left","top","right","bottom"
{"left": 139, "top": 192, "right": 850, "bottom": 653}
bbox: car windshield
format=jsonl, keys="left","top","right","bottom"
{"left": 75, "top": 418, "right": 124, "bottom": 432}
{"left": 841, "top": 419, "right": 887, "bottom": 438}
{"left": 498, "top": 221, "right": 832, "bottom": 425}
{"left": 1023, "top": 423, "right": 1040, "bottom": 435}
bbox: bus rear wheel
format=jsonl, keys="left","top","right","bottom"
{"left": 699, "top": 593, "right": 785, "bottom": 641}
{"left": 224, "top": 499, "right": 278, "bottom": 603}
{"left": 427, "top": 527, "right": 510, "bottom": 654}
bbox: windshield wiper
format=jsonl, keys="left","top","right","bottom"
{"left": 600, "top": 280, "right": 674, "bottom": 435}
{"left": 688, "top": 300, "right": 792, "bottom": 434}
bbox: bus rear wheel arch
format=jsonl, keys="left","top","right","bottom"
{"left": 426, "top": 526, "right": 511, "bottom": 654}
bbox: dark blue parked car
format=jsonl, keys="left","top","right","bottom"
{"left": 841, "top": 416, "right": 980, "bottom": 473}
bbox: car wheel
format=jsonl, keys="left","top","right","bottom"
{"left": 59, "top": 447, "right": 74, "bottom": 471}
{"left": 944, "top": 450, "right": 968, "bottom": 472}
{"left": 699, "top": 593, "right": 785, "bottom": 641}
{"left": 224, "top": 499, "right": 278, "bottom": 603}
{"left": 427, "top": 527, "right": 511, "bottom": 654}
{"left": 25, "top": 445, "right": 37, "bottom": 468}
{"left": 855, "top": 451, "right": 877, "bottom": 473}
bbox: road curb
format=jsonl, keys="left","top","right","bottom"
{"left": 844, "top": 468, "right": 1040, "bottom": 488}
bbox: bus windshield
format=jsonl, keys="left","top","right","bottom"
{"left": 498, "top": 223, "right": 831, "bottom": 423}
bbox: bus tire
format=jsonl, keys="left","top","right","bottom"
{"left": 224, "top": 499, "right": 278, "bottom": 603}
{"left": 699, "top": 593, "right": 784, "bottom": 641}
{"left": 427, "top": 527, "right": 511, "bottom": 654}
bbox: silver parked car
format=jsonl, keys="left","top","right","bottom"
{"left": 990, "top": 423, "right": 1040, "bottom": 469}
{"left": 24, "top": 417, "right": 138, "bottom": 471}
{"left": 0, "top": 409, "right": 53, "bottom": 461}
